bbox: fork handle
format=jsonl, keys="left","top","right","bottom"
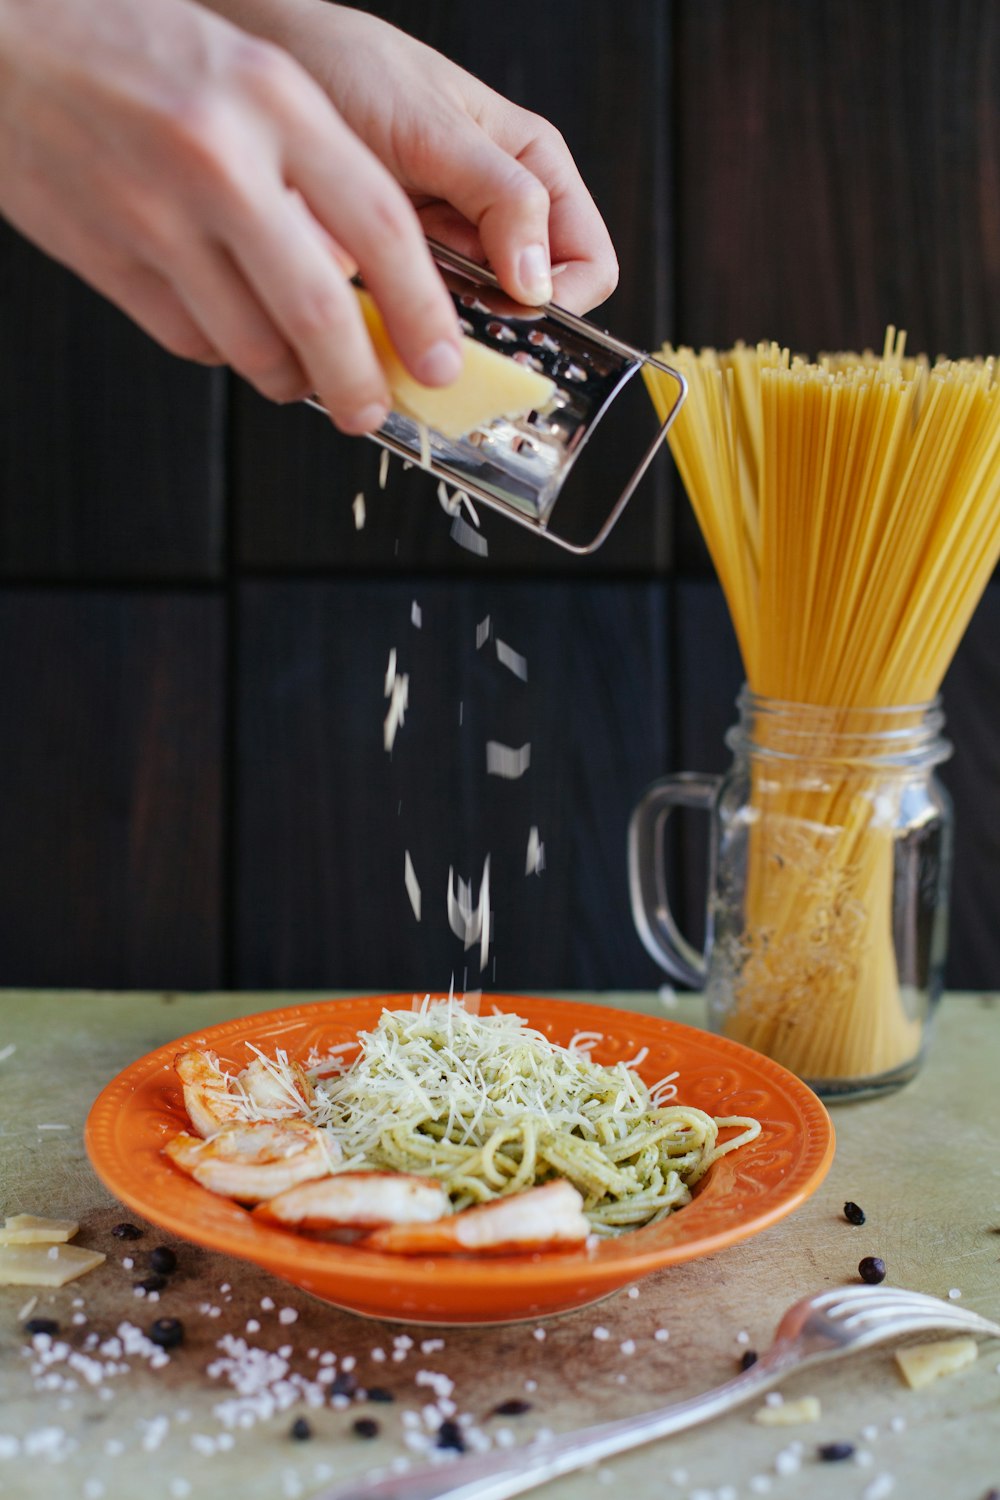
{"left": 317, "top": 1353, "right": 792, "bottom": 1500}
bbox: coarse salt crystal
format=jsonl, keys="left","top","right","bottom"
{"left": 948, "top": 1288, "right": 962, "bottom": 1300}
{"left": 862, "top": 1477, "right": 896, "bottom": 1500}
{"left": 532, "top": 1328, "right": 546, "bottom": 1341}
{"left": 862, "top": 1425, "right": 879, "bottom": 1441}
{"left": 169, "top": 1481, "right": 193, "bottom": 1499}
{"left": 122, "top": 1258, "right": 134, "bottom": 1269}
{"left": 0, "top": 1436, "right": 21, "bottom": 1459}
{"left": 654, "top": 1329, "right": 670, "bottom": 1342}
{"left": 856, "top": 1449, "right": 875, "bottom": 1467}
{"left": 889, "top": 1415, "right": 906, "bottom": 1433}
{"left": 627, "top": 1287, "right": 639, "bottom": 1299}
{"left": 82, "top": 1480, "right": 105, "bottom": 1499}
{"left": 421, "top": 1339, "right": 445, "bottom": 1355}
{"left": 246, "top": 1320, "right": 261, "bottom": 1334}
{"left": 620, "top": 1340, "right": 636, "bottom": 1356}
{"left": 592, "top": 1327, "right": 610, "bottom": 1341}
{"left": 341, "top": 1357, "right": 356, "bottom": 1371}
{"left": 736, "top": 1329, "right": 750, "bottom": 1344}
{"left": 765, "top": 1391, "right": 784, "bottom": 1407}
{"left": 774, "top": 1450, "right": 800, "bottom": 1475}
{"left": 278, "top": 1308, "right": 298, "bottom": 1325}
{"left": 260, "top": 1296, "right": 275, "bottom": 1310}
{"left": 371, "top": 1348, "right": 386, "bottom": 1362}
{"left": 524, "top": 1379, "right": 537, "bottom": 1392}
{"left": 749, "top": 1479, "right": 772, "bottom": 1495}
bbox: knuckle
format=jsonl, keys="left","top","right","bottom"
{"left": 282, "top": 284, "right": 351, "bottom": 345}
{"left": 508, "top": 170, "right": 550, "bottom": 222}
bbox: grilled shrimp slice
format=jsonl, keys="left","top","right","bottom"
{"left": 366, "top": 1179, "right": 589, "bottom": 1255}
{"left": 175, "top": 1049, "right": 250, "bottom": 1138}
{"left": 254, "top": 1172, "right": 451, "bottom": 1231}
{"left": 163, "top": 1120, "right": 338, "bottom": 1202}
{"left": 174, "top": 1049, "right": 314, "bottom": 1137}
{"left": 239, "top": 1055, "right": 315, "bottom": 1117}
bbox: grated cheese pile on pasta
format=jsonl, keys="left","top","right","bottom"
{"left": 270, "top": 999, "right": 762, "bottom": 1235}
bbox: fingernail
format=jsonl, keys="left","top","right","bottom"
{"left": 415, "top": 339, "right": 463, "bottom": 387}
{"left": 345, "top": 402, "right": 389, "bottom": 433}
{"left": 518, "top": 243, "right": 552, "bottom": 304}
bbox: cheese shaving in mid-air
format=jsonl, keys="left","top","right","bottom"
{"left": 446, "top": 858, "right": 491, "bottom": 970}
{"left": 411, "top": 600, "right": 422, "bottom": 629}
{"left": 486, "top": 741, "right": 531, "bottom": 778}
{"left": 475, "top": 615, "right": 491, "bottom": 650}
{"left": 526, "top": 825, "right": 545, "bottom": 875}
{"left": 404, "top": 850, "right": 421, "bottom": 922}
{"left": 383, "top": 666, "right": 409, "bottom": 752}
{"left": 450, "top": 515, "right": 487, "bottom": 556}
{"left": 496, "top": 639, "right": 528, "bottom": 681}
{"left": 352, "top": 492, "right": 366, "bottom": 530}
{"left": 378, "top": 448, "right": 390, "bottom": 490}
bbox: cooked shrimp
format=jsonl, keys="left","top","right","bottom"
{"left": 254, "top": 1171, "right": 451, "bottom": 1231}
{"left": 174, "top": 1049, "right": 249, "bottom": 1138}
{"left": 239, "top": 1054, "right": 315, "bottom": 1117}
{"left": 365, "top": 1179, "right": 589, "bottom": 1255}
{"left": 163, "top": 1120, "right": 338, "bottom": 1202}
{"left": 174, "top": 1048, "right": 314, "bottom": 1137}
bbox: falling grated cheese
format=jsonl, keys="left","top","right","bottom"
{"left": 475, "top": 615, "right": 491, "bottom": 650}
{"left": 894, "top": 1337, "right": 978, "bottom": 1389}
{"left": 496, "top": 639, "right": 528, "bottom": 681}
{"left": 411, "top": 600, "right": 422, "bottom": 629}
{"left": 486, "top": 741, "right": 531, "bottom": 778}
{"left": 355, "top": 288, "right": 556, "bottom": 440}
{"left": 352, "top": 492, "right": 366, "bottom": 530}
{"left": 525, "top": 825, "right": 545, "bottom": 875}
{"left": 450, "top": 515, "right": 488, "bottom": 557}
{"left": 378, "top": 448, "right": 390, "bottom": 490}
{"left": 404, "top": 850, "right": 422, "bottom": 922}
{"left": 0, "top": 1214, "right": 79, "bottom": 1245}
{"left": 752, "top": 1396, "right": 821, "bottom": 1426}
{"left": 446, "top": 857, "right": 491, "bottom": 970}
{"left": 0, "top": 1242, "right": 106, "bottom": 1287}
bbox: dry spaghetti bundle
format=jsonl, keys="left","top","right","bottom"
{"left": 645, "top": 332, "right": 1000, "bottom": 1083}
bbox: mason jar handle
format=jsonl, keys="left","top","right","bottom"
{"left": 627, "top": 772, "right": 721, "bottom": 989}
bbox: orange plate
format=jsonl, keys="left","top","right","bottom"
{"left": 85, "top": 996, "right": 835, "bottom": 1325}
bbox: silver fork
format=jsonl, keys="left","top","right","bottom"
{"left": 317, "top": 1286, "right": 1000, "bottom": 1500}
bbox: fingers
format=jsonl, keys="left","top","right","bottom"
{"left": 514, "top": 126, "right": 619, "bottom": 314}
{"left": 407, "top": 127, "right": 555, "bottom": 307}
{"left": 286, "top": 106, "right": 463, "bottom": 395}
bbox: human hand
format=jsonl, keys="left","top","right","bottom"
{"left": 0, "top": 0, "right": 464, "bottom": 431}
{"left": 198, "top": 0, "right": 620, "bottom": 316}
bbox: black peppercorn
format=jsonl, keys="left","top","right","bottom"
{"left": 289, "top": 1417, "right": 312, "bottom": 1441}
{"left": 739, "top": 1349, "right": 759, "bottom": 1371}
{"left": 148, "top": 1317, "right": 185, "bottom": 1349}
{"left": 352, "top": 1418, "right": 380, "bottom": 1439}
{"left": 843, "top": 1201, "right": 866, "bottom": 1225}
{"left": 492, "top": 1399, "right": 533, "bottom": 1417}
{"left": 111, "top": 1222, "right": 143, "bottom": 1240}
{"left": 366, "top": 1387, "right": 395, "bottom": 1403}
{"left": 818, "top": 1441, "right": 856, "bottom": 1462}
{"left": 330, "top": 1371, "right": 358, "bottom": 1398}
{"left": 136, "top": 1274, "right": 168, "bottom": 1293}
{"left": 858, "top": 1256, "right": 887, "bottom": 1284}
{"left": 436, "top": 1419, "right": 466, "bottom": 1453}
{"left": 149, "top": 1246, "right": 177, "bottom": 1275}
{"left": 24, "top": 1317, "right": 60, "bottom": 1337}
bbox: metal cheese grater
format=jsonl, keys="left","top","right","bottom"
{"left": 309, "top": 242, "right": 687, "bottom": 555}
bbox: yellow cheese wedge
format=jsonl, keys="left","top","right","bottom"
{"left": 356, "top": 288, "right": 556, "bottom": 440}
{"left": 0, "top": 1243, "right": 106, "bottom": 1287}
{"left": 752, "top": 1396, "right": 822, "bottom": 1426}
{"left": 0, "top": 1214, "right": 79, "bottom": 1245}
{"left": 894, "top": 1336, "right": 978, "bottom": 1389}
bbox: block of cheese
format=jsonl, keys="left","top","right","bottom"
{"left": 894, "top": 1336, "right": 978, "bottom": 1389}
{"left": 0, "top": 1214, "right": 79, "bottom": 1245}
{"left": 0, "top": 1242, "right": 106, "bottom": 1287}
{"left": 356, "top": 289, "right": 556, "bottom": 440}
{"left": 752, "top": 1396, "right": 822, "bottom": 1426}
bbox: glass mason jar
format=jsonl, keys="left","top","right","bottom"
{"left": 628, "top": 690, "right": 953, "bottom": 1099}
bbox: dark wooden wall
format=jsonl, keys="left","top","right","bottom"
{"left": 2, "top": 0, "right": 999, "bottom": 992}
